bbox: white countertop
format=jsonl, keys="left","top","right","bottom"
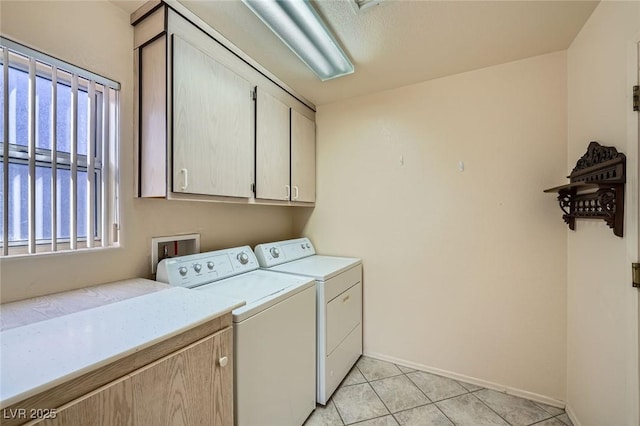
{"left": 0, "top": 287, "right": 244, "bottom": 408}
{"left": 0, "top": 278, "right": 171, "bottom": 331}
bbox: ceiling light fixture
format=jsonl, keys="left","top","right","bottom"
{"left": 354, "top": 0, "right": 384, "bottom": 11}
{"left": 242, "top": 0, "right": 354, "bottom": 81}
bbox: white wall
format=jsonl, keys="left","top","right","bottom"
{"left": 0, "top": 1, "right": 294, "bottom": 303}
{"left": 566, "top": 1, "right": 640, "bottom": 425}
{"left": 295, "top": 51, "right": 568, "bottom": 401}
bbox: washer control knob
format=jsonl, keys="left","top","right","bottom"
{"left": 178, "top": 266, "right": 188, "bottom": 277}
{"left": 207, "top": 261, "right": 215, "bottom": 270}
{"left": 237, "top": 252, "right": 249, "bottom": 265}
{"left": 193, "top": 263, "right": 202, "bottom": 273}
{"left": 306, "top": 243, "right": 310, "bottom": 249}
{"left": 270, "top": 247, "right": 280, "bottom": 258}
{"left": 301, "top": 243, "right": 305, "bottom": 249}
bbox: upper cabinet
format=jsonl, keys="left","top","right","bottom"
{"left": 132, "top": 3, "right": 315, "bottom": 205}
{"left": 255, "top": 89, "right": 316, "bottom": 203}
{"left": 172, "top": 35, "right": 253, "bottom": 198}
{"left": 256, "top": 89, "right": 290, "bottom": 201}
{"left": 291, "top": 110, "right": 316, "bottom": 203}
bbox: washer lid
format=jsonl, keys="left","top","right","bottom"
{"left": 266, "top": 255, "right": 361, "bottom": 281}
{"left": 194, "top": 270, "right": 314, "bottom": 322}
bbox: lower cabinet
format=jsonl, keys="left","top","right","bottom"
{"left": 33, "top": 327, "right": 233, "bottom": 426}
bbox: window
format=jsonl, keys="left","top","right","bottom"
{"left": 0, "top": 38, "right": 120, "bottom": 256}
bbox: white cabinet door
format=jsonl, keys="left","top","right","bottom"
{"left": 255, "top": 89, "right": 290, "bottom": 201}
{"left": 291, "top": 110, "right": 316, "bottom": 203}
{"left": 172, "top": 35, "right": 253, "bottom": 198}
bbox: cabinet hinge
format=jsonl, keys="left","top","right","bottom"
{"left": 251, "top": 183, "right": 255, "bottom": 193}
{"left": 633, "top": 263, "right": 640, "bottom": 288}
{"left": 251, "top": 88, "right": 257, "bottom": 101}
{"left": 633, "top": 86, "right": 639, "bottom": 112}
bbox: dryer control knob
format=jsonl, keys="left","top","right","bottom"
{"left": 305, "top": 243, "right": 310, "bottom": 249}
{"left": 237, "top": 252, "right": 249, "bottom": 265}
{"left": 193, "top": 263, "right": 202, "bottom": 273}
{"left": 178, "top": 266, "right": 188, "bottom": 277}
{"left": 270, "top": 247, "right": 280, "bottom": 258}
{"left": 207, "top": 261, "right": 215, "bottom": 270}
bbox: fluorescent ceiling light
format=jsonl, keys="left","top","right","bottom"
{"left": 354, "top": 0, "right": 384, "bottom": 11}
{"left": 242, "top": 0, "right": 354, "bottom": 81}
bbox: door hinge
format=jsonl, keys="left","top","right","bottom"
{"left": 251, "top": 183, "right": 255, "bottom": 194}
{"left": 251, "top": 88, "right": 257, "bottom": 101}
{"left": 633, "top": 85, "right": 639, "bottom": 112}
{"left": 633, "top": 263, "right": 640, "bottom": 288}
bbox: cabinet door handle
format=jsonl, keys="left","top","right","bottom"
{"left": 219, "top": 356, "right": 228, "bottom": 367}
{"left": 285, "top": 185, "right": 290, "bottom": 200}
{"left": 180, "top": 168, "right": 188, "bottom": 190}
{"left": 293, "top": 185, "right": 299, "bottom": 200}
{"left": 342, "top": 295, "right": 351, "bottom": 303}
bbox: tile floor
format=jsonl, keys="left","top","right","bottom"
{"left": 304, "top": 356, "right": 573, "bottom": 426}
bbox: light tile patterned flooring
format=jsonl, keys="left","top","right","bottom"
{"left": 304, "top": 356, "right": 573, "bottom": 426}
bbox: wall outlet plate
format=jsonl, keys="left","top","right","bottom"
{"left": 151, "top": 233, "right": 200, "bottom": 274}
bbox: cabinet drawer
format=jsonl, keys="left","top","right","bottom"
{"left": 326, "top": 282, "right": 362, "bottom": 355}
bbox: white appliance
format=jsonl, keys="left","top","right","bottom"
{"left": 156, "top": 246, "right": 316, "bottom": 426}
{"left": 254, "top": 238, "right": 362, "bottom": 405}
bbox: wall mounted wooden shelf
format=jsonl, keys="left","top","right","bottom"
{"left": 544, "top": 141, "right": 626, "bottom": 237}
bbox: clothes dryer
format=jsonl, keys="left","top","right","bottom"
{"left": 255, "top": 238, "right": 362, "bottom": 404}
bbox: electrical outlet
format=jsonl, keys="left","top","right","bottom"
{"left": 151, "top": 233, "right": 200, "bottom": 274}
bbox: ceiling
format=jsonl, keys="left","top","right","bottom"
{"left": 114, "top": 0, "right": 599, "bottom": 106}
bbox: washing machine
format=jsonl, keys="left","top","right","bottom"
{"left": 157, "top": 245, "right": 316, "bottom": 426}
{"left": 254, "top": 238, "right": 362, "bottom": 405}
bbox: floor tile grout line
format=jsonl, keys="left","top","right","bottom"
{"left": 404, "top": 370, "right": 469, "bottom": 405}
{"left": 467, "top": 392, "right": 518, "bottom": 426}
{"left": 553, "top": 413, "right": 571, "bottom": 426}
{"left": 380, "top": 366, "right": 460, "bottom": 425}
{"left": 355, "top": 357, "right": 564, "bottom": 426}
{"left": 331, "top": 399, "right": 348, "bottom": 426}
{"left": 432, "top": 402, "right": 458, "bottom": 426}
{"left": 473, "top": 390, "right": 557, "bottom": 426}
{"left": 365, "top": 379, "right": 395, "bottom": 418}
{"left": 404, "top": 371, "right": 435, "bottom": 404}
{"left": 534, "top": 402, "right": 567, "bottom": 418}
{"left": 349, "top": 412, "right": 398, "bottom": 426}
{"left": 392, "top": 369, "right": 458, "bottom": 425}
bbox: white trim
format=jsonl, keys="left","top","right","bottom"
{"left": 2, "top": 47, "right": 8, "bottom": 256}
{"left": 565, "top": 404, "right": 583, "bottom": 426}
{"left": 27, "top": 57, "right": 36, "bottom": 253}
{"left": 363, "top": 351, "right": 566, "bottom": 409}
{"left": 50, "top": 65, "right": 58, "bottom": 252}
{"left": 70, "top": 74, "right": 78, "bottom": 250}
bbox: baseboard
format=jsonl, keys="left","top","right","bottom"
{"left": 564, "top": 405, "right": 582, "bottom": 426}
{"left": 363, "top": 351, "right": 566, "bottom": 409}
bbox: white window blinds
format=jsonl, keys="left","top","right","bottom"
{"left": 0, "top": 38, "right": 120, "bottom": 256}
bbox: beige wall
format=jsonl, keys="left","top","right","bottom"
{"left": 0, "top": 1, "right": 294, "bottom": 303}
{"left": 566, "top": 1, "right": 640, "bottom": 425}
{"left": 295, "top": 52, "right": 568, "bottom": 401}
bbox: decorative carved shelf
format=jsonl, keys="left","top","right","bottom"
{"left": 544, "top": 141, "right": 626, "bottom": 237}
